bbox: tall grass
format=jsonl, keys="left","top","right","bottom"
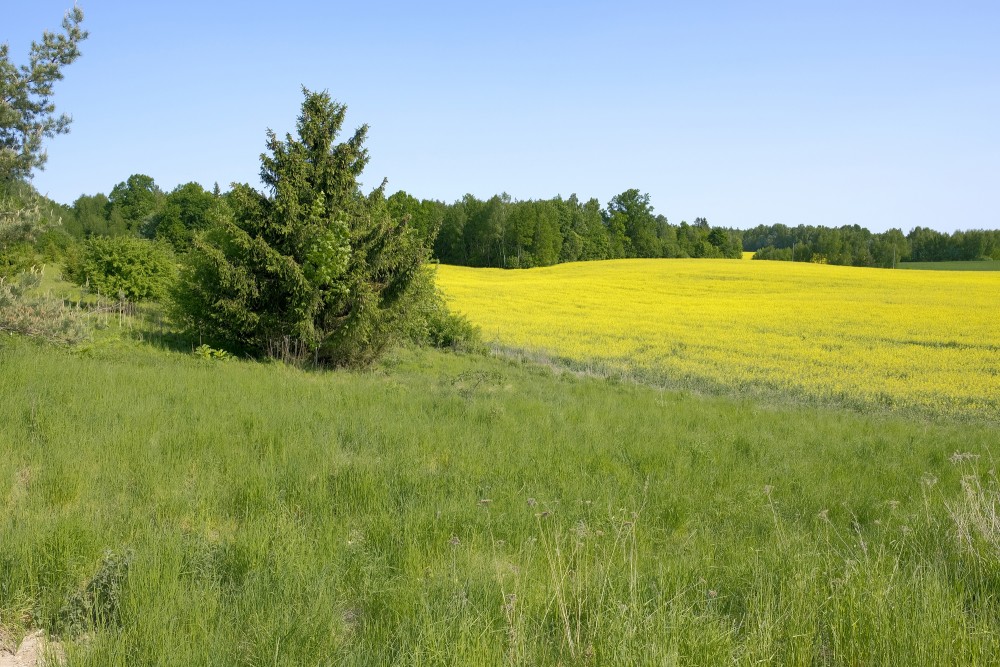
{"left": 1, "top": 339, "right": 999, "bottom": 664}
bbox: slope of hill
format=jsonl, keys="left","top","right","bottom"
{"left": 2, "top": 338, "right": 999, "bottom": 664}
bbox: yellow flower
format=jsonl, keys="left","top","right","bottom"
{"left": 436, "top": 259, "right": 1000, "bottom": 419}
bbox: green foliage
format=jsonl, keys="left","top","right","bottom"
{"left": 575, "top": 197, "right": 611, "bottom": 261}
{"left": 462, "top": 194, "right": 513, "bottom": 267}
{"left": 908, "top": 226, "right": 1000, "bottom": 262}
{"left": 58, "top": 549, "right": 132, "bottom": 634}
{"left": 744, "top": 223, "right": 1000, "bottom": 268}
{"left": 0, "top": 7, "right": 87, "bottom": 182}
{"left": 433, "top": 199, "right": 469, "bottom": 264}
{"left": 505, "top": 199, "right": 562, "bottom": 267}
{"left": 0, "top": 241, "right": 37, "bottom": 278}
{"left": 66, "top": 180, "right": 218, "bottom": 245}
{"left": 0, "top": 183, "right": 73, "bottom": 281}
{"left": 107, "top": 174, "right": 164, "bottom": 235}
{"left": 404, "top": 268, "right": 483, "bottom": 352}
{"left": 0, "top": 186, "right": 88, "bottom": 343}
{"left": 606, "top": 188, "right": 657, "bottom": 258}
{"left": 35, "top": 225, "right": 77, "bottom": 263}
{"left": 423, "top": 304, "right": 481, "bottom": 350}
{"left": 899, "top": 260, "right": 1000, "bottom": 271}
{"left": 0, "top": 181, "right": 75, "bottom": 274}
{"left": 427, "top": 188, "right": 740, "bottom": 268}
{"left": 148, "top": 181, "right": 218, "bottom": 250}
{"left": 387, "top": 190, "right": 444, "bottom": 247}
{"left": 67, "top": 236, "right": 176, "bottom": 301}
{"left": 752, "top": 245, "right": 793, "bottom": 261}
{"left": 176, "top": 89, "right": 431, "bottom": 367}
{"left": 67, "top": 192, "right": 113, "bottom": 238}
{"left": 193, "top": 343, "right": 231, "bottom": 361}
{"left": 1, "top": 182, "right": 44, "bottom": 249}
{"left": 0, "top": 267, "right": 88, "bottom": 343}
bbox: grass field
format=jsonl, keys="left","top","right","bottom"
{"left": 898, "top": 260, "right": 1000, "bottom": 271}
{"left": 4, "top": 260, "right": 1000, "bottom": 665}
{"left": 2, "top": 338, "right": 1000, "bottom": 665}
{"left": 435, "top": 259, "right": 1000, "bottom": 420}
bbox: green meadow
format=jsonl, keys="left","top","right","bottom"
{"left": 3, "top": 333, "right": 1000, "bottom": 665}
{"left": 4, "top": 5, "right": 1000, "bottom": 665}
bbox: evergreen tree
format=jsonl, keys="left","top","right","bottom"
{"left": 0, "top": 7, "right": 87, "bottom": 184}
{"left": 1, "top": 7, "right": 86, "bottom": 262}
{"left": 176, "top": 89, "right": 430, "bottom": 367}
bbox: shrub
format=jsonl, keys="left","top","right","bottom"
{"left": 35, "top": 227, "right": 78, "bottom": 263}
{"left": 402, "top": 267, "right": 483, "bottom": 352}
{"left": 68, "top": 236, "right": 176, "bottom": 301}
{"left": 58, "top": 549, "right": 132, "bottom": 634}
{"left": 0, "top": 268, "right": 88, "bottom": 344}
{"left": 0, "top": 241, "right": 37, "bottom": 278}
{"left": 752, "top": 246, "right": 792, "bottom": 261}
{"left": 194, "top": 343, "right": 231, "bottom": 361}
{"left": 1, "top": 185, "right": 45, "bottom": 277}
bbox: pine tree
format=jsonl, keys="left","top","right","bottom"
{"left": 176, "top": 89, "right": 431, "bottom": 367}
{"left": 0, "top": 7, "right": 87, "bottom": 184}
{"left": 1, "top": 7, "right": 87, "bottom": 259}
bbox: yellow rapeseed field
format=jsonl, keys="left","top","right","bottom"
{"left": 435, "top": 259, "right": 1000, "bottom": 419}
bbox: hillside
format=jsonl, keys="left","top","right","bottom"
{"left": 2, "top": 337, "right": 1000, "bottom": 664}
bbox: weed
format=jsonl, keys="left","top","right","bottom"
{"left": 58, "top": 550, "right": 132, "bottom": 635}
{"left": 193, "top": 343, "right": 231, "bottom": 361}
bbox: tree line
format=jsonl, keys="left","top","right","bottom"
{"left": 742, "top": 223, "right": 1000, "bottom": 267}
{"left": 388, "top": 189, "right": 744, "bottom": 267}
{"left": 57, "top": 182, "right": 745, "bottom": 267}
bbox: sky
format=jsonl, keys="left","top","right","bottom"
{"left": 7, "top": 1, "right": 1000, "bottom": 232}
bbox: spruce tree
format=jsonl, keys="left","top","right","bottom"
{"left": 176, "top": 89, "right": 430, "bottom": 366}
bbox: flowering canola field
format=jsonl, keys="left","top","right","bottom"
{"left": 435, "top": 259, "right": 1000, "bottom": 419}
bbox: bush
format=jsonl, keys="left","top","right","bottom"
{"left": 67, "top": 236, "right": 176, "bottom": 301}
{"left": 752, "top": 246, "right": 792, "bottom": 261}
{"left": 1, "top": 185, "right": 45, "bottom": 277}
{"left": 425, "top": 303, "right": 483, "bottom": 351}
{"left": 0, "top": 241, "right": 37, "bottom": 278}
{"left": 406, "top": 268, "right": 483, "bottom": 352}
{"left": 58, "top": 549, "right": 132, "bottom": 634}
{"left": 194, "top": 343, "right": 232, "bottom": 361}
{"left": 36, "top": 226, "right": 78, "bottom": 263}
{"left": 0, "top": 268, "right": 88, "bottom": 344}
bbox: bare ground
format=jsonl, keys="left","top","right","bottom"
{"left": 0, "top": 631, "right": 64, "bottom": 667}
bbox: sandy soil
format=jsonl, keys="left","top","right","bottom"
{"left": 0, "top": 631, "right": 64, "bottom": 667}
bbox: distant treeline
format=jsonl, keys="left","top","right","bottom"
{"left": 742, "top": 223, "right": 1000, "bottom": 267}
{"left": 63, "top": 174, "right": 221, "bottom": 248}
{"left": 43, "top": 174, "right": 999, "bottom": 271}
{"left": 387, "top": 189, "right": 744, "bottom": 267}
{"left": 59, "top": 179, "right": 743, "bottom": 267}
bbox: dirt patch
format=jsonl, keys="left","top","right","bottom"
{"left": 0, "top": 631, "right": 64, "bottom": 667}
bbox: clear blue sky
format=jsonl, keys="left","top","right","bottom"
{"left": 8, "top": 1, "right": 1000, "bottom": 232}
